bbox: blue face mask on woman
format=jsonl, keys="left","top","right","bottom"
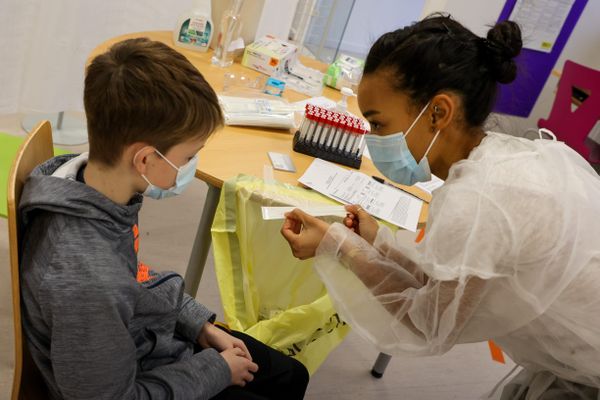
{"left": 364, "top": 102, "right": 441, "bottom": 186}
{"left": 134, "top": 147, "right": 198, "bottom": 200}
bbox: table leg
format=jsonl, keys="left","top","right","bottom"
{"left": 184, "top": 183, "right": 221, "bottom": 296}
{"left": 371, "top": 352, "right": 392, "bottom": 378}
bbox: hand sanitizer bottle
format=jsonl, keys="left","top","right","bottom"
{"left": 336, "top": 87, "right": 355, "bottom": 113}
{"left": 174, "top": 0, "right": 214, "bottom": 52}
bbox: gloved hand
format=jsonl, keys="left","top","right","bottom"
{"left": 343, "top": 204, "right": 379, "bottom": 245}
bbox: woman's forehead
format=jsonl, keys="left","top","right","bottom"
{"left": 358, "top": 72, "right": 409, "bottom": 115}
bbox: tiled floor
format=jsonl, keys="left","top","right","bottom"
{"left": 1, "top": 112, "right": 518, "bottom": 399}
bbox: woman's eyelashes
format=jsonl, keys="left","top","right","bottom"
{"left": 368, "top": 121, "right": 382, "bottom": 132}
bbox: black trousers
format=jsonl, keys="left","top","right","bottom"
{"left": 203, "top": 330, "right": 309, "bottom": 400}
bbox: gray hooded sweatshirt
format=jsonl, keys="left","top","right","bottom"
{"left": 19, "top": 154, "right": 231, "bottom": 399}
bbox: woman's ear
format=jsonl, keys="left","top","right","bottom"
{"left": 430, "top": 93, "right": 455, "bottom": 132}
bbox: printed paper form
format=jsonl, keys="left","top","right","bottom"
{"left": 298, "top": 159, "right": 423, "bottom": 231}
{"left": 509, "top": 0, "right": 575, "bottom": 53}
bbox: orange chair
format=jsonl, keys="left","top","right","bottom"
{"left": 539, "top": 60, "right": 600, "bottom": 164}
{"left": 7, "top": 121, "right": 53, "bottom": 399}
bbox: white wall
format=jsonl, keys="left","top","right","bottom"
{"left": 421, "top": 0, "right": 600, "bottom": 134}
{"left": 1, "top": 0, "right": 195, "bottom": 114}
{"left": 212, "top": 0, "right": 299, "bottom": 46}
{"left": 256, "top": 0, "right": 300, "bottom": 40}
{"left": 421, "top": 0, "right": 505, "bottom": 36}
{"left": 340, "top": 0, "right": 425, "bottom": 57}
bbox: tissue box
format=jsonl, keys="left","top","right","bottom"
{"left": 242, "top": 35, "right": 297, "bottom": 76}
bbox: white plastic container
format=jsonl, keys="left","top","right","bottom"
{"left": 336, "top": 87, "right": 355, "bottom": 113}
{"left": 173, "top": 0, "right": 214, "bottom": 52}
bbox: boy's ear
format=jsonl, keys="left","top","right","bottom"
{"left": 129, "top": 143, "right": 155, "bottom": 174}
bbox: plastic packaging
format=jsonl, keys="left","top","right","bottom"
{"left": 324, "top": 54, "right": 365, "bottom": 90}
{"left": 264, "top": 77, "right": 286, "bottom": 97}
{"left": 222, "top": 72, "right": 265, "bottom": 93}
{"left": 274, "top": 61, "right": 324, "bottom": 97}
{"left": 173, "top": 0, "right": 214, "bottom": 52}
{"left": 218, "top": 94, "right": 296, "bottom": 129}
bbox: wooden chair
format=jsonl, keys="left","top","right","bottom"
{"left": 7, "top": 121, "right": 54, "bottom": 399}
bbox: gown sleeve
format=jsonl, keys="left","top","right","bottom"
{"left": 313, "top": 175, "right": 564, "bottom": 356}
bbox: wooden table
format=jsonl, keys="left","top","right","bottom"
{"left": 90, "top": 31, "right": 430, "bottom": 296}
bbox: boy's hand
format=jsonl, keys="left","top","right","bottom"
{"left": 280, "top": 209, "right": 330, "bottom": 260}
{"left": 343, "top": 205, "right": 379, "bottom": 245}
{"left": 197, "top": 323, "right": 252, "bottom": 361}
{"left": 220, "top": 347, "right": 259, "bottom": 387}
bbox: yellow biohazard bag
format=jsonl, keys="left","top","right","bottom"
{"left": 211, "top": 175, "right": 351, "bottom": 374}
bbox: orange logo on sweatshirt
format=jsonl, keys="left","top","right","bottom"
{"left": 132, "top": 224, "right": 151, "bottom": 283}
{"left": 133, "top": 224, "right": 140, "bottom": 254}
{"left": 137, "top": 262, "right": 150, "bottom": 283}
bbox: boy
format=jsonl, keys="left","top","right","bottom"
{"left": 19, "top": 38, "right": 308, "bottom": 399}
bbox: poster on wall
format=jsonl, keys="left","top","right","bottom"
{"left": 493, "top": 0, "right": 587, "bottom": 118}
{"left": 508, "top": 0, "right": 575, "bottom": 53}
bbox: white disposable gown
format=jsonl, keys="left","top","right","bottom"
{"left": 314, "top": 132, "right": 600, "bottom": 398}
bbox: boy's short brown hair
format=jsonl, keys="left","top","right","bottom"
{"left": 84, "top": 38, "right": 223, "bottom": 166}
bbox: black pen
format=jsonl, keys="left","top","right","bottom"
{"left": 371, "top": 176, "right": 424, "bottom": 202}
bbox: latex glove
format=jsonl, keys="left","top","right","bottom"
{"left": 343, "top": 204, "right": 379, "bottom": 245}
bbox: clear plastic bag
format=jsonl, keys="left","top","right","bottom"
{"left": 273, "top": 62, "right": 324, "bottom": 97}
{"left": 218, "top": 92, "right": 297, "bottom": 129}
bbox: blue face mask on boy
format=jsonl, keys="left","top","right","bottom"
{"left": 364, "top": 102, "right": 441, "bottom": 186}
{"left": 134, "top": 147, "right": 198, "bottom": 200}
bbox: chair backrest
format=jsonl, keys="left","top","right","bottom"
{"left": 538, "top": 60, "right": 600, "bottom": 163}
{"left": 7, "top": 121, "right": 54, "bottom": 400}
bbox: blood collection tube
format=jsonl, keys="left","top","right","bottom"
{"left": 327, "top": 111, "right": 337, "bottom": 146}
{"left": 357, "top": 127, "right": 368, "bottom": 156}
{"left": 326, "top": 115, "right": 339, "bottom": 150}
{"left": 343, "top": 121, "right": 353, "bottom": 153}
{"left": 320, "top": 114, "right": 334, "bottom": 147}
{"left": 345, "top": 123, "right": 355, "bottom": 154}
{"left": 305, "top": 109, "right": 319, "bottom": 143}
{"left": 342, "top": 116, "right": 353, "bottom": 152}
{"left": 311, "top": 111, "right": 324, "bottom": 146}
{"left": 339, "top": 117, "right": 353, "bottom": 153}
{"left": 351, "top": 121, "right": 362, "bottom": 154}
{"left": 301, "top": 110, "right": 310, "bottom": 142}
{"left": 315, "top": 111, "right": 327, "bottom": 146}
{"left": 352, "top": 118, "right": 364, "bottom": 153}
{"left": 299, "top": 104, "right": 313, "bottom": 139}
{"left": 299, "top": 107, "right": 312, "bottom": 142}
{"left": 333, "top": 115, "right": 346, "bottom": 152}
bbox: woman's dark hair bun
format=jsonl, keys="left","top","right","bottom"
{"left": 484, "top": 20, "right": 523, "bottom": 84}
